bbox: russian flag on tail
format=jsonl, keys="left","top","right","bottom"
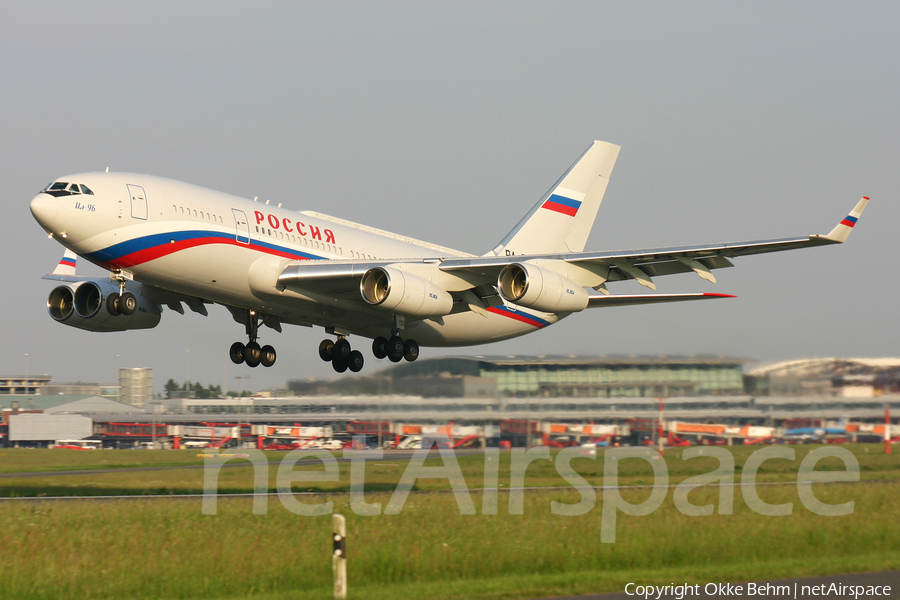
{"left": 541, "top": 186, "right": 587, "bottom": 217}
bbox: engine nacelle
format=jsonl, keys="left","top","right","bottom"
{"left": 497, "top": 262, "right": 589, "bottom": 313}
{"left": 47, "top": 280, "right": 161, "bottom": 332}
{"left": 360, "top": 266, "right": 453, "bottom": 317}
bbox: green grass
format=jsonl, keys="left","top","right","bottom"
{"left": 1, "top": 482, "right": 898, "bottom": 600}
{"left": 0, "top": 444, "right": 896, "bottom": 497}
{"left": 0, "top": 448, "right": 305, "bottom": 474}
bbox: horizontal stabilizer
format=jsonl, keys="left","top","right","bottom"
{"left": 587, "top": 292, "right": 736, "bottom": 308}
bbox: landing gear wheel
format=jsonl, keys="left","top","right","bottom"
{"left": 119, "top": 292, "right": 137, "bottom": 315}
{"left": 260, "top": 345, "right": 276, "bottom": 368}
{"left": 333, "top": 338, "right": 352, "bottom": 362}
{"left": 318, "top": 339, "right": 334, "bottom": 361}
{"left": 372, "top": 336, "right": 388, "bottom": 359}
{"left": 243, "top": 341, "right": 261, "bottom": 368}
{"left": 403, "top": 339, "right": 419, "bottom": 362}
{"left": 387, "top": 336, "right": 404, "bottom": 362}
{"left": 332, "top": 357, "right": 348, "bottom": 373}
{"left": 106, "top": 293, "right": 120, "bottom": 316}
{"left": 347, "top": 350, "right": 364, "bottom": 373}
{"left": 229, "top": 342, "right": 246, "bottom": 365}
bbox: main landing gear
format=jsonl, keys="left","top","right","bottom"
{"left": 318, "top": 338, "right": 365, "bottom": 373}
{"left": 319, "top": 328, "right": 419, "bottom": 374}
{"left": 229, "top": 310, "right": 276, "bottom": 368}
{"left": 372, "top": 331, "right": 419, "bottom": 364}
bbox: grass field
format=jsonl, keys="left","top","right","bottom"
{"left": 0, "top": 444, "right": 897, "bottom": 497}
{"left": 0, "top": 445, "right": 897, "bottom": 599}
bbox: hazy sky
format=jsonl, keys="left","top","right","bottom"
{"left": 3, "top": 2, "right": 898, "bottom": 393}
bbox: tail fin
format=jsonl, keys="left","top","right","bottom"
{"left": 487, "top": 140, "right": 620, "bottom": 256}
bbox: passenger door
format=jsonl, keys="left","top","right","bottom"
{"left": 127, "top": 184, "right": 148, "bottom": 220}
{"left": 232, "top": 209, "right": 250, "bottom": 244}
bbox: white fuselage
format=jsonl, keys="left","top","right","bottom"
{"left": 30, "top": 172, "right": 560, "bottom": 346}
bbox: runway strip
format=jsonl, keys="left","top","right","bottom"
{"left": 0, "top": 448, "right": 473, "bottom": 479}
{"left": 0, "top": 477, "right": 895, "bottom": 501}
{"left": 540, "top": 570, "right": 900, "bottom": 599}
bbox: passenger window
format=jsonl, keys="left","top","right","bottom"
{"left": 180, "top": 207, "right": 184, "bottom": 214}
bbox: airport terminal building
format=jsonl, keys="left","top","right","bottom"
{"left": 2, "top": 356, "right": 898, "bottom": 448}
{"left": 290, "top": 355, "right": 747, "bottom": 398}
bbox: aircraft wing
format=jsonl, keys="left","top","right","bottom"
{"left": 439, "top": 197, "right": 869, "bottom": 290}
{"left": 274, "top": 197, "right": 867, "bottom": 313}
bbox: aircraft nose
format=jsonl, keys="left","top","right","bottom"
{"left": 30, "top": 192, "right": 59, "bottom": 229}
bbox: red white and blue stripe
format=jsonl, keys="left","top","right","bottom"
{"left": 83, "top": 230, "right": 323, "bottom": 270}
{"left": 58, "top": 256, "right": 77, "bottom": 268}
{"left": 840, "top": 215, "right": 859, "bottom": 228}
{"left": 486, "top": 306, "right": 551, "bottom": 329}
{"left": 541, "top": 194, "right": 582, "bottom": 217}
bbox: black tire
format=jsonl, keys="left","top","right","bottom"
{"left": 318, "top": 339, "right": 334, "bottom": 361}
{"left": 260, "top": 345, "right": 276, "bottom": 368}
{"left": 387, "top": 335, "right": 404, "bottom": 362}
{"left": 119, "top": 292, "right": 137, "bottom": 315}
{"left": 333, "top": 338, "right": 352, "bottom": 361}
{"left": 229, "top": 342, "right": 245, "bottom": 364}
{"left": 403, "top": 339, "right": 419, "bottom": 362}
{"left": 332, "top": 357, "right": 348, "bottom": 373}
{"left": 244, "top": 341, "right": 261, "bottom": 367}
{"left": 372, "top": 336, "right": 388, "bottom": 359}
{"left": 347, "top": 350, "right": 364, "bottom": 373}
{"left": 106, "top": 292, "right": 120, "bottom": 316}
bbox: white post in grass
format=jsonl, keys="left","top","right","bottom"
{"left": 333, "top": 513, "right": 347, "bottom": 599}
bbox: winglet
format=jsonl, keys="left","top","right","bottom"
{"left": 51, "top": 249, "right": 78, "bottom": 276}
{"left": 819, "top": 197, "right": 869, "bottom": 243}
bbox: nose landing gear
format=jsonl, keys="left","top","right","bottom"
{"left": 105, "top": 272, "right": 138, "bottom": 316}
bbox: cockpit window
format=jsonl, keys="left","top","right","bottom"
{"left": 43, "top": 181, "right": 93, "bottom": 197}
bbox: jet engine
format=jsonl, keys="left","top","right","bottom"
{"left": 47, "top": 280, "right": 162, "bottom": 332}
{"left": 497, "top": 262, "right": 589, "bottom": 313}
{"left": 360, "top": 266, "right": 453, "bottom": 317}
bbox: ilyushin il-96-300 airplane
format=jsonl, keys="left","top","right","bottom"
{"left": 30, "top": 141, "right": 868, "bottom": 374}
